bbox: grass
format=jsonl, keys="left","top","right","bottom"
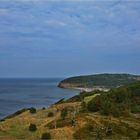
{"left": 0, "top": 102, "right": 140, "bottom": 140}
{"left": 84, "top": 93, "right": 100, "bottom": 103}
{"left": 0, "top": 102, "right": 80, "bottom": 139}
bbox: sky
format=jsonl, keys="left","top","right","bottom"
{"left": 0, "top": 0, "right": 140, "bottom": 78}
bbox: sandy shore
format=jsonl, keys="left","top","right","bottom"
{"left": 69, "top": 87, "right": 110, "bottom": 92}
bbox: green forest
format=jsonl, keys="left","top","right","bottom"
{"left": 59, "top": 74, "right": 140, "bottom": 88}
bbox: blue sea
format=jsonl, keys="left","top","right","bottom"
{"left": 0, "top": 78, "right": 79, "bottom": 119}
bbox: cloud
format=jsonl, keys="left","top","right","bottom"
{"left": 44, "top": 19, "right": 67, "bottom": 27}
{"left": 0, "top": 0, "right": 140, "bottom": 51}
{"left": 0, "top": 0, "right": 140, "bottom": 77}
{"left": 0, "top": 8, "right": 9, "bottom": 16}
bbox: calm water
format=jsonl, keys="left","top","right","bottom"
{"left": 0, "top": 78, "right": 79, "bottom": 119}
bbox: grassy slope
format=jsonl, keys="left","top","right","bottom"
{"left": 0, "top": 102, "right": 139, "bottom": 140}
{"left": 0, "top": 82, "right": 140, "bottom": 140}
{"left": 0, "top": 102, "right": 81, "bottom": 140}
{"left": 84, "top": 93, "right": 100, "bottom": 103}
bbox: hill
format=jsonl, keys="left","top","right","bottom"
{"left": 58, "top": 73, "right": 140, "bottom": 89}
{"left": 0, "top": 82, "right": 140, "bottom": 139}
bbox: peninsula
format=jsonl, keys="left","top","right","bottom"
{"left": 58, "top": 73, "right": 140, "bottom": 91}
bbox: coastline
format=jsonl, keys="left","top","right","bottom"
{"left": 59, "top": 86, "right": 110, "bottom": 92}
{"left": 72, "top": 87, "right": 110, "bottom": 92}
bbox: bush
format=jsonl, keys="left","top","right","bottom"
{"left": 81, "top": 101, "right": 87, "bottom": 112}
{"left": 100, "top": 100, "right": 111, "bottom": 115}
{"left": 29, "top": 107, "right": 36, "bottom": 114}
{"left": 113, "top": 88, "right": 129, "bottom": 103}
{"left": 87, "top": 96, "right": 101, "bottom": 112}
{"left": 0, "top": 119, "right": 5, "bottom": 122}
{"left": 29, "top": 123, "right": 37, "bottom": 131}
{"left": 48, "top": 112, "right": 54, "bottom": 117}
{"left": 110, "top": 105, "right": 121, "bottom": 117}
{"left": 41, "top": 132, "right": 51, "bottom": 140}
{"left": 61, "top": 108, "right": 68, "bottom": 120}
{"left": 42, "top": 107, "right": 46, "bottom": 110}
{"left": 131, "top": 105, "right": 140, "bottom": 113}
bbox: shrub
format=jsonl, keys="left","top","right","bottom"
{"left": 114, "top": 88, "right": 129, "bottom": 103}
{"left": 0, "top": 119, "right": 5, "bottom": 122}
{"left": 100, "top": 100, "right": 111, "bottom": 115}
{"left": 48, "top": 112, "right": 54, "bottom": 117}
{"left": 87, "top": 96, "right": 101, "bottom": 112}
{"left": 29, "top": 123, "right": 37, "bottom": 131}
{"left": 61, "top": 108, "right": 68, "bottom": 120}
{"left": 42, "top": 107, "right": 46, "bottom": 110}
{"left": 29, "top": 107, "right": 36, "bottom": 114}
{"left": 81, "top": 101, "right": 87, "bottom": 112}
{"left": 110, "top": 105, "right": 121, "bottom": 117}
{"left": 131, "top": 105, "right": 140, "bottom": 113}
{"left": 41, "top": 132, "right": 51, "bottom": 140}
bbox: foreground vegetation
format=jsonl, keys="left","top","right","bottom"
{"left": 87, "top": 82, "right": 140, "bottom": 116}
{"left": 0, "top": 82, "right": 140, "bottom": 139}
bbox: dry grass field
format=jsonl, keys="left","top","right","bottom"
{"left": 0, "top": 93, "right": 140, "bottom": 140}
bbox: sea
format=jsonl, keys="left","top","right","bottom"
{"left": 0, "top": 78, "right": 80, "bottom": 119}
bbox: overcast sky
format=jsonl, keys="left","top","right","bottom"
{"left": 0, "top": 0, "right": 140, "bottom": 78}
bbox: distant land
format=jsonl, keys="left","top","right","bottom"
{"left": 58, "top": 74, "right": 140, "bottom": 91}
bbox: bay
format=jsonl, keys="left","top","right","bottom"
{"left": 0, "top": 78, "right": 79, "bottom": 119}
